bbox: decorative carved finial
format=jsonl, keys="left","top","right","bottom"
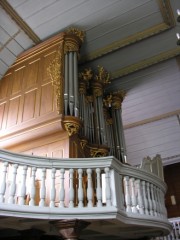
{"left": 95, "top": 65, "right": 111, "bottom": 85}
{"left": 79, "top": 68, "right": 93, "bottom": 82}
{"left": 66, "top": 27, "right": 85, "bottom": 42}
{"left": 47, "top": 44, "right": 64, "bottom": 114}
{"left": 104, "top": 90, "right": 126, "bottom": 109}
{"left": 104, "top": 94, "right": 113, "bottom": 108}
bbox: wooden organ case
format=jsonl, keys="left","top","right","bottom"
{"left": 0, "top": 28, "right": 126, "bottom": 163}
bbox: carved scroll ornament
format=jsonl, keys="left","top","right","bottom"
{"left": 47, "top": 44, "right": 64, "bottom": 115}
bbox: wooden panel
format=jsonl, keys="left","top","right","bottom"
{"left": 22, "top": 89, "right": 36, "bottom": 122}
{"left": 0, "top": 103, "right": 5, "bottom": 129}
{"left": 164, "top": 163, "right": 180, "bottom": 218}
{"left": 6, "top": 96, "right": 20, "bottom": 128}
{"left": 22, "top": 136, "right": 69, "bottom": 158}
{"left": 11, "top": 66, "right": 25, "bottom": 96}
{"left": 52, "top": 148, "right": 64, "bottom": 158}
{"left": 24, "top": 58, "right": 40, "bottom": 90}
{"left": 40, "top": 82, "right": 54, "bottom": 115}
{"left": 0, "top": 75, "right": 11, "bottom": 100}
{"left": 0, "top": 33, "right": 66, "bottom": 151}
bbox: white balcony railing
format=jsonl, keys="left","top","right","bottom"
{"left": 0, "top": 149, "right": 172, "bottom": 237}
{"left": 152, "top": 218, "right": 180, "bottom": 240}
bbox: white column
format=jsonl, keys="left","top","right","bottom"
{"left": 87, "top": 169, "right": 93, "bottom": 207}
{"left": 78, "top": 169, "right": 83, "bottom": 208}
{"left": 29, "top": 167, "right": 36, "bottom": 206}
{"left": 39, "top": 168, "right": 46, "bottom": 207}
{"left": 59, "top": 169, "right": 65, "bottom": 208}
{"left": 50, "top": 168, "right": 56, "bottom": 207}
{"left": 96, "top": 168, "right": 102, "bottom": 207}
{"left": 18, "top": 165, "right": 28, "bottom": 205}
{"left": 69, "top": 169, "right": 74, "bottom": 208}
{"left": 0, "top": 162, "right": 8, "bottom": 203}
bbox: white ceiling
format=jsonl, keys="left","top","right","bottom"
{"left": 0, "top": 0, "right": 180, "bottom": 79}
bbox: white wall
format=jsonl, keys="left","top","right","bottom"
{"left": 107, "top": 58, "right": 180, "bottom": 166}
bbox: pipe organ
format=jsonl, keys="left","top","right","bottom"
{"left": 48, "top": 28, "right": 127, "bottom": 162}
{"left": 0, "top": 28, "right": 126, "bottom": 163}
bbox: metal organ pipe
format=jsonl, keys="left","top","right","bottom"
{"left": 64, "top": 53, "right": 69, "bottom": 115}
{"left": 73, "top": 52, "right": 79, "bottom": 117}
{"left": 69, "top": 52, "right": 74, "bottom": 116}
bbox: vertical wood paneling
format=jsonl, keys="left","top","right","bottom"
{"left": 40, "top": 83, "right": 54, "bottom": 115}
{"left": 0, "top": 75, "right": 10, "bottom": 100}
{"left": 0, "top": 103, "right": 5, "bottom": 129}
{"left": 11, "top": 66, "right": 25, "bottom": 96}
{"left": 6, "top": 96, "right": 20, "bottom": 128}
{"left": 22, "top": 89, "right": 36, "bottom": 122}
{"left": 25, "top": 59, "right": 40, "bottom": 90}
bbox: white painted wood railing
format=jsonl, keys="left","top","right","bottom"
{"left": 0, "top": 149, "right": 169, "bottom": 228}
{"left": 152, "top": 218, "right": 180, "bottom": 240}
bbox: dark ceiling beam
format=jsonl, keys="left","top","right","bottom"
{"left": 0, "top": 0, "right": 41, "bottom": 44}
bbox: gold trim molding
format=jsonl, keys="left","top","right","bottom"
{"left": 80, "top": 0, "right": 175, "bottom": 64}
{"left": 111, "top": 48, "right": 180, "bottom": 80}
{"left": 80, "top": 23, "right": 170, "bottom": 63}
{"left": 0, "top": 0, "right": 41, "bottom": 44}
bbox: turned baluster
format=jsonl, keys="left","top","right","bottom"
{"left": 157, "top": 188, "right": 163, "bottom": 217}
{"left": 146, "top": 182, "right": 153, "bottom": 216}
{"left": 159, "top": 189, "right": 167, "bottom": 217}
{"left": 59, "top": 169, "right": 65, "bottom": 208}
{"left": 39, "top": 168, "right": 46, "bottom": 207}
{"left": 96, "top": 168, "right": 102, "bottom": 207}
{"left": 78, "top": 169, "right": 83, "bottom": 208}
{"left": 105, "top": 168, "right": 111, "bottom": 207}
{"left": 29, "top": 167, "right": 37, "bottom": 206}
{"left": 18, "top": 165, "right": 28, "bottom": 205}
{"left": 8, "top": 164, "right": 18, "bottom": 204}
{"left": 150, "top": 183, "right": 157, "bottom": 216}
{"left": 142, "top": 181, "right": 149, "bottom": 215}
{"left": 0, "top": 162, "right": 8, "bottom": 203}
{"left": 87, "top": 169, "right": 93, "bottom": 207}
{"left": 136, "top": 179, "right": 144, "bottom": 214}
{"left": 173, "top": 221, "right": 179, "bottom": 239}
{"left": 50, "top": 168, "right": 56, "bottom": 207}
{"left": 69, "top": 169, "right": 74, "bottom": 208}
{"left": 124, "top": 176, "right": 131, "bottom": 212}
{"left": 154, "top": 186, "right": 160, "bottom": 217}
{"left": 130, "top": 178, "right": 137, "bottom": 213}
